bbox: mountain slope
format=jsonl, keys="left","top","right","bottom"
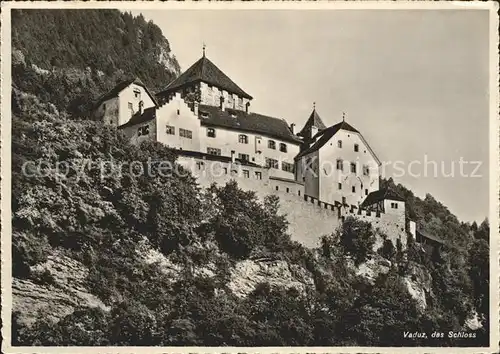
{"left": 12, "top": 9, "right": 180, "bottom": 118}
{"left": 10, "top": 9, "right": 490, "bottom": 347}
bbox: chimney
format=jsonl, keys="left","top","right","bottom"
{"left": 290, "top": 123, "right": 296, "bottom": 134}
{"left": 220, "top": 96, "right": 225, "bottom": 111}
{"left": 194, "top": 101, "right": 199, "bottom": 116}
{"left": 139, "top": 100, "right": 144, "bottom": 115}
{"left": 245, "top": 101, "right": 250, "bottom": 114}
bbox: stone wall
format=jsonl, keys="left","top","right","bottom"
{"left": 183, "top": 156, "right": 407, "bottom": 250}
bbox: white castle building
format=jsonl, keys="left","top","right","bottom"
{"left": 94, "top": 51, "right": 413, "bottom": 248}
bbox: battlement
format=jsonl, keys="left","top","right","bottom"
{"left": 178, "top": 155, "right": 407, "bottom": 249}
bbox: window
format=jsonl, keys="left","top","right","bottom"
{"left": 166, "top": 125, "right": 175, "bottom": 135}
{"left": 266, "top": 158, "right": 279, "bottom": 169}
{"left": 255, "top": 171, "right": 262, "bottom": 180}
{"left": 137, "top": 125, "right": 149, "bottom": 136}
{"left": 363, "top": 165, "right": 370, "bottom": 176}
{"left": 223, "top": 167, "right": 228, "bottom": 175}
{"left": 196, "top": 161, "right": 204, "bottom": 170}
{"left": 338, "top": 183, "right": 342, "bottom": 190}
{"left": 128, "top": 102, "right": 133, "bottom": 111}
{"left": 342, "top": 196, "right": 346, "bottom": 204}
{"left": 239, "top": 134, "right": 248, "bottom": 144}
{"left": 286, "top": 188, "right": 290, "bottom": 193}
{"left": 238, "top": 97, "right": 243, "bottom": 106}
{"left": 268, "top": 140, "right": 276, "bottom": 150}
{"left": 365, "top": 189, "right": 368, "bottom": 196}
{"left": 391, "top": 202, "right": 399, "bottom": 209}
{"left": 207, "top": 128, "right": 216, "bottom": 138}
{"left": 133, "top": 89, "right": 141, "bottom": 99}
{"left": 336, "top": 159, "right": 344, "bottom": 171}
{"left": 354, "top": 144, "right": 359, "bottom": 152}
{"left": 243, "top": 170, "right": 250, "bottom": 178}
{"left": 179, "top": 128, "right": 193, "bottom": 139}
{"left": 207, "top": 147, "right": 221, "bottom": 156}
{"left": 177, "top": 109, "right": 180, "bottom": 115}
{"left": 338, "top": 140, "right": 342, "bottom": 148}
{"left": 350, "top": 162, "right": 357, "bottom": 173}
{"left": 279, "top": 143, "right": 287, "bottom": 153}
{"left": 276, "top": 186, "right": 279, "bottom": 191}
{"left": 238, "top": 153, "right": 250, "bottom": 161}
{"left": 282, "top": 162, "right": 294, "bottom": 173}
{"left": 103, "top": 103, "right": 106, "bottom": 110}
{"left": 352, "top": 186, "right": 356, "bottom": 193}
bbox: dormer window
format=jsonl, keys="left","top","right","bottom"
{"left": 338, "top": 140, "right": 342, "bottom": 148}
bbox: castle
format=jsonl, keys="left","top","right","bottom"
{"left": 94, "top": 50, "right": 415, "bottom": 249}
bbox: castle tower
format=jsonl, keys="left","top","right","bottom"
{"left": 297, "top": 105, "right": 327, "bottom": 150}
{"left": 156, "top": 49, "right": 253, "bottom": 111}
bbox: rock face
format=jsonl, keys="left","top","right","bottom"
{"left": 403, "top": 262, "right": 433, "bottom": 310}
{"left": 227, "top": 259, "right": 315, "bottom": 298}
{"left": 355, "top": 256, "right": 392, "bottom": 283}
{"left": 12, "top": 250, "right": 109, "bottom": 327}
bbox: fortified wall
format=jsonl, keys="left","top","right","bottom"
{"left": 177, "top": 155, "right": 407, "bottom": 250}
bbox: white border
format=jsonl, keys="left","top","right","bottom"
{"left": 1, "top": 1, "right": 499, "bottom": 353}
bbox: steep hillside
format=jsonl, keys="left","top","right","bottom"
{"left": 12, "top": 9, "right": 180, "bottom": 118}
{"left": 10, "top": 9, "right": 490, "bottom": 347}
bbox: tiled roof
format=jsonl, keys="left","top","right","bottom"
{"left": 94, "top": 77, "right": 158, "bottom": 109}
{"left": 118, "top": 107, "right": 157, "bottom": 129}
{"left": 198, "top": 105, "right": 302, "bottom": 144}
{"left": 158, "top": 56, "right": 252, "bottom": 99}
{"left": 295, "top": 120, "right": 359, "bottom": 158}
{"left": 360, "top": 188, "right": 406, "bottom": 208}
{"left": 417, "top": 228, "right": 445, "bottom": 245}
{"left": 297, "top": 109, "right": 327, "bottom": 137}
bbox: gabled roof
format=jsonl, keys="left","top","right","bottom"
{"left": 295, "top": 120, "right": 363, "bottom": 159}
{"left": 198, "top": 105, "right": 301, "bottom": 144}
{"left": 158, "top": 55, "right": 252, "bottom": 99}
{"left": 94, "top": 77, "right": 158, "bottom": 109}
{"left": 360, "top": 188, "right": 406, "bottom": 208}
{"left": 118, "top": 107, "right": 157, "bottom": 129}
{"left": 297, "top": 109, "right": 327, "bottom": 137}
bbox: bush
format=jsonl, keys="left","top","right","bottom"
{"left": 338, "top": 217, "right": 376, "bottom": 266}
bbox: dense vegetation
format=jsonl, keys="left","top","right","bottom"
{"left": 11, "top": 9, "right": 490, "bottom": 347}
{"left": 12, "top": 9, "right": 180, "bottom": 118}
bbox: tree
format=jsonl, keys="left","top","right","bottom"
{"left": 338, "top": 217, "right": 376, "bottom": 266}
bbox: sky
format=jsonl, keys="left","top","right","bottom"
{"left": 132, "top": 9, "right": 491, "bottom": 223}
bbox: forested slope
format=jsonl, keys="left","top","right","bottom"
{"left": 10, "top": 9, "right": 490, "bottom": 347}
